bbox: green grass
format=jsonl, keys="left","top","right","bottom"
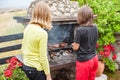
{"left": 0, "top": 64, "right": 8, "bottom": 74}
{"left": 104, "top": 70, "right": 120, "bottom": 80}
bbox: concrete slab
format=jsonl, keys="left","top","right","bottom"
{"left": 95, "top": 74, "right": 107, "bottom": 80}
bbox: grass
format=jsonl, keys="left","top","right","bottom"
{"left": 0, "top": 11, "right": 26, "bottom": 36}
{"left": 0, "top": 64, "right": 8, "bottom": 76}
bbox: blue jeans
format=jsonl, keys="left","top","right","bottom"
{"left": 22, "top": 65, "right": 46, "bottom": 80}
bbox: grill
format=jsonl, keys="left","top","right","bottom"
{"left": 47, "top": 23, "right": 77, "bottom": 70}
{"left": 14, "top": 18, "right": 78, "bottom": 70}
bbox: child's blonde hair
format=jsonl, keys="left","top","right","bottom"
{"left": 77, "top": 5, "right": 94, "bottom": 26}
{"left": 30, "top": 2, "right": 52, "bottom": 30}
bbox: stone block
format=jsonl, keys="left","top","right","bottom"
{"left": 95, "top": 74, "right": 107, "bottom": 80}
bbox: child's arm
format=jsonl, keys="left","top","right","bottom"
{"left": 72, "top": 42, "right": 80, "bottom": 51}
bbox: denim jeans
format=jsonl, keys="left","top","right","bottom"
{"left": 22, "top": 65, "right": 46, "bottom": 80}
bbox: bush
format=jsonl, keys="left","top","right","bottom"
{"left": 0, "top": 57, "right": 28, "bottom": 80}
{"left": 73, "top": 0, "right": 120, "bottom": 72}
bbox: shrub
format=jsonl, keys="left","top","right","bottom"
{"left": 0, "top": 57, "right": 28, "bottom": 80}
{"left": 72, "top": 0, "right": 120, "bottom": 72}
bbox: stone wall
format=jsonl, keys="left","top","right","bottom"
{"left": 114, "top": 33, "right": 120, "bottom": 53}
{"left": 27, "top": 0, "right": 80, "bottom": 18}
{"left": 114, "top": 33, "right": 120, "bottom": 69}
{"left": 51, "top": 66, "right": 75, "bottom": 80}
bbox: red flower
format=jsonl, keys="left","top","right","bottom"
{"left": 103, "top": 44, "right": 115, "bottom": 52}
{"left": 112, "top": 54, "right": 117, "bottom": 60}
{"left": 99, "top": 51, "right": 104, "bottom": 55}
{"left": 103, "top": 45, "right": 110, "bottom": 52}
{"left": 104, "top": 51, "right": 110, "bottom": 57}
{"left": 3, "top": 57, "right": 24, "bottom": 79}
{"left": 6, "top": 59, "right": 10, "bottom": 63}
{"left": 9, "top": 57, "right": 18, "bottom": 65}
{"left": 7, "top": 63, "right": 16, "bottom": 70}
{"left": 17, "top": 62, "right": 23, "bottom": 67}
{"left": 4, "top": 69, "right": 13, "bottom": 78}
{"left": 110, "top": 45, "right": 115, "bottom": 52}
{"left": 102, "top": 44, "right": 114, "bottom": 58}
{"left": 96, "top": 43, "right": 99, "bottom": 48}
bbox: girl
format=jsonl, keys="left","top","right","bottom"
{"left": 22, "top": 2, "right": 52, "bottom": 80}
{"left": 72, "top": 5, "right": 98, "bottom": 80}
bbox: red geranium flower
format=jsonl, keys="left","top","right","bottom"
{"left": 17, "top": 62, "right": 23, "bottom": 67}
{"left": 9, "top": 57, "right": 18, "bottom": 65}
{"left": 110, "top": 45, "right": 115, "bottom": 52}
{"left": 4, "top": 69, "right": 13, "bottom": 78}
{"left": 103, "top": 45, "right": 110, "bottom": 52}
{"left": 96, "top": 43, "right": 99, "bottom": 48}
{"left": 7, "top": 63, "right": 16, "bottom": 70}
{"left": 99, "top": 51, "right": 104, "bottom": 55}
{"left": 112, "top": 54, "right": 117, "bottom": 61}
{"left": 104, "top": 51, "right": 110, "bottom": 57}
{"left": 6, "top": 59, "right": 10, "bottom": 63}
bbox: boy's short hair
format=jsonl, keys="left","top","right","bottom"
{"left": 30, "top": 2, "right": 52, "bottom": 30}
{"left": 77, "top": 5, "right": 94, "bottom": 26}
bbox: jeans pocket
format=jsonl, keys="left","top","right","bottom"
{"left": 22, "top": 65, "right": 37, "bottom": 80}
{"left": 26, "top": 70, "right": 36, "bottom": 79}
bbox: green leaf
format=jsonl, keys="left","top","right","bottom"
{"left": 103, "top": 58, "right": 116, "bottom": 72}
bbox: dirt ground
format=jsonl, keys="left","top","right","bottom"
{"left": 106, "top": 70, "right": 120, "bottom": 80}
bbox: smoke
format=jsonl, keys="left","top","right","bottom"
{"left": 48, "top": 23, "right": 74, "bottom": 45}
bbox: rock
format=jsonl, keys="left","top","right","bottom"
{"left": 95, "top": 74, "right": 108, "bottom": 80}
{"left": 115, "top": 62, "right": 119, "bottom": 70}
{"left": 116, "top": 53, "right": 120, "bottom": 69}
{"left": 27, "top": 0, "right": 80, "bottom": 18}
